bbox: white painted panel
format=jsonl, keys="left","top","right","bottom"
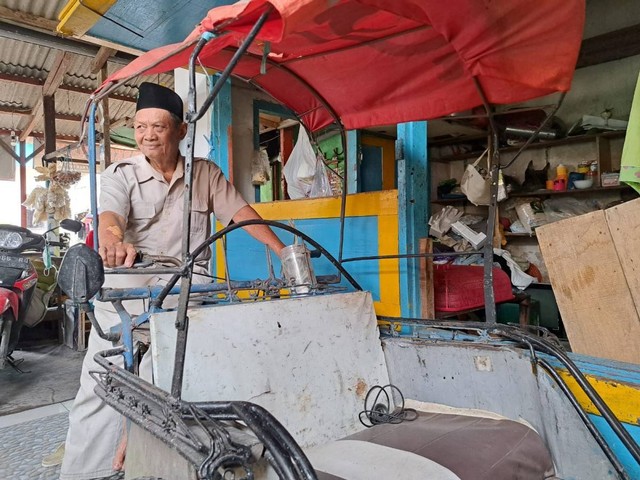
{"left": 150, "top": 291, "right": 389, "bottom": 447}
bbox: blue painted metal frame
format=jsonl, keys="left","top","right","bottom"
{"left": 396, "top": 121, "right": 429, "bottom": 317}
{"left": 210, "top": 75, "right": 232, "bottom": 178}
{"left": 346, "top": 130, "right": 359, "bottom": 194}
{"left": 209, "top": 76, "right": 232, "bottom": 278}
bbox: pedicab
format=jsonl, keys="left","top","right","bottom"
{"left": 57, "top": 1, "right": 640, "bottom": 479}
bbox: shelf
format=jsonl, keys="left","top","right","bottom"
{"left": 431, "top": 197, "right": 469, "bottom": 205}
{"left": 431, "top": 130, "right": 627, "bottom": 163}
{"left": 432, "top": 185, "right": 636, "bottom": 204}
{"left": 508, "top": 185, "right": 635, "bottom": 198}
{"left": 504, "top": 232, "right": 536, "bottom": 238}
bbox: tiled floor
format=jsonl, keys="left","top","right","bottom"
{"left": 0, "top": 400, "right": 74, "bottom": 429}
{"left": 0, "top": 401, "right": 124, "bottom": 480}
{"left": 0, "top": 410, "right": 69, "bottom": 480}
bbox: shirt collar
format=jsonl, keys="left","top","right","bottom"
{"left": 131, "top": 154, "right": 183, "bottom": 185}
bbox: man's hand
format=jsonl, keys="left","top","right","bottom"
{"left": 98, "top": 211, "right": 138, "bottom": 267}
{"left": 99, "top": 241, "right": 138, "bottom": 268}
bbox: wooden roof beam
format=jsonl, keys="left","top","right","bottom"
{"left": 0, "top": 72, "right": 136, "bottom": 102}
{"left": 90, "top": 46, "right": 116, "bottom": 74}
{"left": 19, "top": 100, "right": 43, "bottom": 141}
{"left": 0, "top": 105, "right": 83, "bottom": 122}
{"left": 0, "top": 128, "right": 79, "bottom": 142}
{"left": 43, "top": 50, "right": 73, "bottom": 97}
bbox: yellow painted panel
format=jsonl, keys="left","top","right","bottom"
{"left": 377, "top": 214, "right": 400, "bottom": 317}
{"left": 252, "top": 190, "right": 398, "bottom": 220}
{"left": 559, "top": 370, "right": 640, "bottom": 425}
{"left": 57, "top": 0, "right": 118, "bottom": 36}
{"left": 216, "top": 191, "right": 401, "bottom": 317}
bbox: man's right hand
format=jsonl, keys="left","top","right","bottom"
{"left": 99, "top": 241, "right": 138, "bottom": 268}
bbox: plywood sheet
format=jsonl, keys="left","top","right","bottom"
{"left": 605, "top": 198, "right": 640, "bottom": 311}
{"left": 537, "top": 211, "right": 640, "bottom": 363}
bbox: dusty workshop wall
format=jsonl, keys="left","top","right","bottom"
{"left": 523, "top": 0, "right": 640, "bottom": 127}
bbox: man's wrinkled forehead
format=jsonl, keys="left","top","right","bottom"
{"left": 134, "top": 108, "right": 175, "bottom": 124}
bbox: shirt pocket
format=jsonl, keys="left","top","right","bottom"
{"left": 129, "top": 201, "right": 156, "bottom": 227}
{"left": 189, "top": 198, "right": 210, "bottom": 233}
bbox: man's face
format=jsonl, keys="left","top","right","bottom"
{"left": 133, "top": 108, "right": 186, "bottom": 162}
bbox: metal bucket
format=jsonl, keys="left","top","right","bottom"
{"left": 279, "top": 244, "right": 316, "bottom": 294}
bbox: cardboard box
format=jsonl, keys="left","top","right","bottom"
{"left": 601, "top": 172, "right": 620, "bottom": 187}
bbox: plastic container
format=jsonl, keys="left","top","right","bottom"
{"left": 280, "top": 244, "right": 316, "bottom": 294}
{"left": 573, "top": 178, "right": 593, "bottom": 189}
{"left": 556, "top": 164, "right": 568, "bottom": 178}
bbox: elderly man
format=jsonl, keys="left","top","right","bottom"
{"left": 57, "top": 82, "right": 285, "bottom": 479}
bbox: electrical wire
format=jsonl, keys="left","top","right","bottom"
{"left": 359, "top": 384, "right": 418, "bottom": 428}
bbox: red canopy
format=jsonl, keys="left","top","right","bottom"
{"left": 99, "top": 0, "right": 584, "bottom": 132}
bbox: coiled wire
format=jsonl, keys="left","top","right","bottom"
{"left": 359, "top": 384, "right": 418, "bottom": 428}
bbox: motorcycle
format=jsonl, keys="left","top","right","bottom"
{"left": 0, "top": 219, "right": 82, "bottom": 369}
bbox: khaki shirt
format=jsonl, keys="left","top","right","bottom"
{"left": 99, "top": 154, "right": 247, "bottom": 269}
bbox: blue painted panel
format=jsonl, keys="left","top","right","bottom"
{"left": 359, "top": 145, "right": 383, "bottom": 192}
{"left": 589, "top": 414, "right": 640, "bottom": 479}
{"left": 88, "top": 0, "right": 237, "bottom": 52}
{"left": 346, "top": 130, "right": 359, "bottom": 194}
{"left": 396, "top": 121, "right": 428, "bottom": 317}
{"left": 222, "top": 217, "right": 381, "bottom": 300}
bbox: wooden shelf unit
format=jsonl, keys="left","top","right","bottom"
{"left": 430, "top": 130, "right": 626, "bottom": 164}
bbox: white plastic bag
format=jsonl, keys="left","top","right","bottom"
{"left": 309, "top": 153, "right": 333, "bottom": 198}
{"left": 283, "top": 127, "right": 317, "bottom": 199}
{"left": 460, "top": 149, "right": 490, "bottom": 205}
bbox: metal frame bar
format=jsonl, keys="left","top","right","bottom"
{"left": 92, "top": 347, "right": 318, "bottom": 480}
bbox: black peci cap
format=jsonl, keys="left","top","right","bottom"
{"left": 136, "top": 82, "right": 184, "bottom": 121}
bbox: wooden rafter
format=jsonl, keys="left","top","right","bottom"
{"left": 19, "top": 50, "right": 73, "bottom": 141}
{"left": 0, "top": 72, "right": 136, "bottom": 103}
{"left": 1, "top": 128, "right": 79, "bottom": 142}
{"left": 0, "top": 105, "right": 83, "bottom": 122}
{"left": 19, "top": 101, "right": 43, "bottom": 141}
{"left": 90, "top": 46, "right": 116, "bottom": 74}
{"left": 43, "top": 50, "right": 73, "bottom": 97}
{"left": 0, "top": 135, "right": 19, "bottom": 161}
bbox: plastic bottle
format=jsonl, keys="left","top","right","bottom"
{"left": 587, "top": 161, "right": 598, "bottom": 187}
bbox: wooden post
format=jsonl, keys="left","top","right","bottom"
{"left": 419, "top": 238, "right": 435, "bottom": 319}
{"left": 43, "top": 94, "right": 57, "bottom": 155}
{"left": 99, "top": 65, "right": 111, "bottom": 168}
{"left": 279, "top": 126, "right": 294, "bottom": 200}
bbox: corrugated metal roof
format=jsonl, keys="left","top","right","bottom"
{"left": 0, "top": 0, "right": 67, "bottom": 21}
{"left": 0, "top": 1, "right": 174, "bottom": 141}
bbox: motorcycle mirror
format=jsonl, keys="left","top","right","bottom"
{"left": 58, "top": 243, "right": 104, "bottom": 303}
{"left": 59, "top": 219, "right": 83, "bottom": 233}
